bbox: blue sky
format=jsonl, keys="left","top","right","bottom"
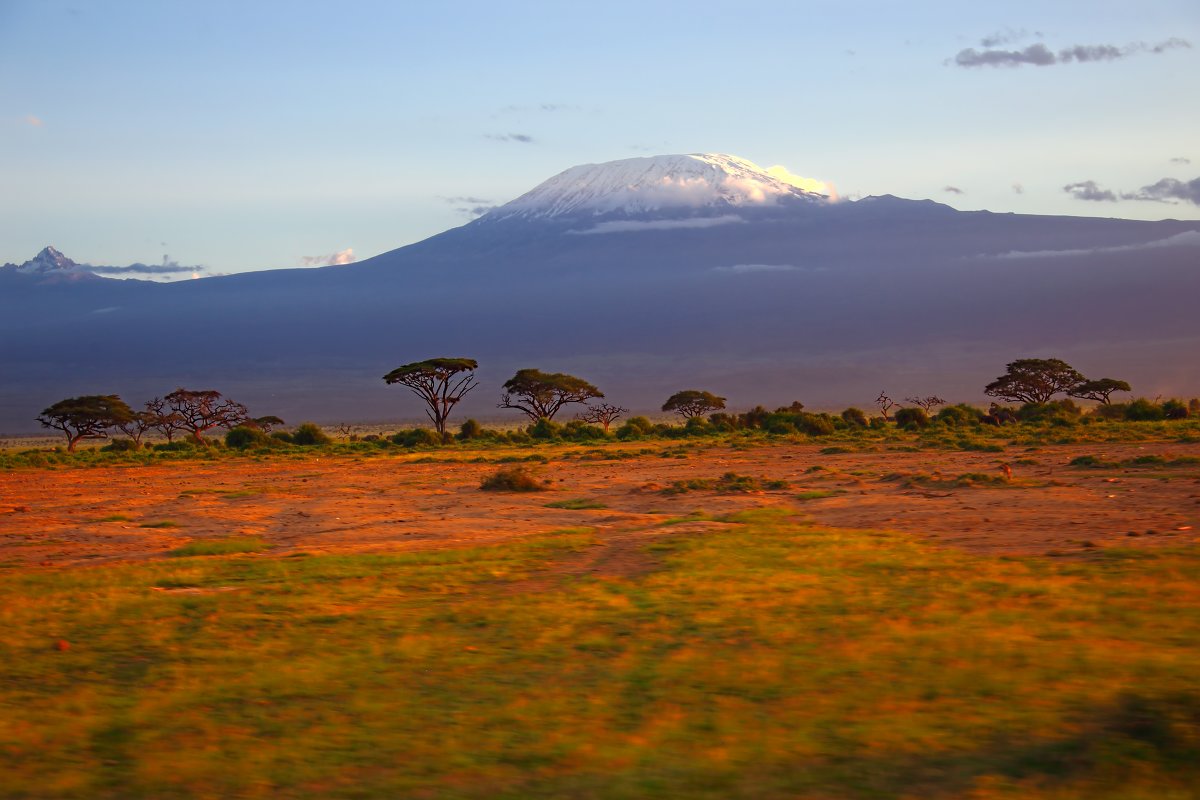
{"left": 2, "top": 0, "right": 1197, "bottom": 276}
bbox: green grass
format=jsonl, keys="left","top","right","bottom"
{"left": 1, "top": 512, "right": 1198, "bottom": 798}
{"left": 94, "top": 514, "right": 133, "bottom": 523}
{"left": 166, "top": 536, "right": 270, "bottom": 556}
{"left": 138, "top": 520, "right": 181, "bottom": 529}
{"left": 544, "top": 498, "right": 608, "bottom": 510}
{"left": 663, "top": 472, "right": 790, "bottom": 494}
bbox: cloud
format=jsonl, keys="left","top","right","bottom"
{"left": 980, "top": 28, "right": 1031, "bottom": 48}
{"left": 300, "top": 248, "right": 355, "bottom": 267}
{"left": 89, "top": 257, "right": 206, "bottom": 276}
{"left": 988, "top": 230, "right": 1200, "bottom": 260}
{"left": 497, "top": 103, "right": 577, "bottom": 114}
{"left": 765, "top": 165, "right": 837, "bottom": 199}
{"left": 953, "top": 37, "right": 1189, "bottom": 68}
{"left": 24, "top": 114, "right": 43, "bottom": 127}
{"left": 486, "top": 133, "right": 535, "bottom": 143}
{"left": 443, "top": 195, "right": 498, "bottom": 217}
{"left": 942, "top": 185, "right": 965, "bottom": 195}
{"left": 1123, "top": 177, "right": 1200, "bottom": 205}
{"left": 1012, "top": 182, "right": 1025, "bottom": 194}
{"left": 712, "top": 263, "right": 810, "bottom": 274}
{"left": 1170, "top": 157, "right": 1191, "bottom": 165}
{"left": 567, "top": 215, "right": 744, "bottom": 235}
{"left": 1063, "top": 180, "right": 1117, "bottom": 202}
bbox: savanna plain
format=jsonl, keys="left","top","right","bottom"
{"left": 3, "top": 422, "right": 1200, "bottom": 799}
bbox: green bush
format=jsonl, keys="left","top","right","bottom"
{"left": 528, "top": 418, "right": 562, "bottom": 440}
{"left": 894, "top": 407, "right": 929, "bottom": 429}
{"left": 562, "top": 420, "right": 606, "bottom": 440}
{"left": 225, "top": 426, "right": 269, "bottom": 449}
{"left": 1124, "top": 399, "right": 1166, "bottom": 422}
{"left": 1162, "top": 399, "right": 1190, "bottom": 420}
{"left": 841, "top": 407, "right": 868, "bottom": 427}
{"left": 458, "top": 419, "right": 484, "bottom": 440}
{"left": 291, "top": 422, "right": 332, "bottom": 446}
{"left": 154, "top": 439, "right": 197, "bottom": 451}
{"left": 1091, "top": 403, "right": 1128, "bottom": 421}
{"left": 707, "top": 413, "right": 739, "bottom": 432}
{"left": 100, "top": 438, "right": 140, "bottom": 452}
{"left": 934, "top": 404, "right": 983, "bottom": 427}
{"left": 616, "top": 416, "right": 655, "bottom": 440}
{"left": 392, "top": 428, "right": 441, "bottom": 447}
{"left": 1016, "top": 400, "right": 1081, "bottom": 424}
{"left": 869, "top": 417, "right": 890, "bottom": 430}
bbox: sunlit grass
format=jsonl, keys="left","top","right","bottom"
{"left": 1, "top": 511, "right": 1198, "bottom": 797}
{"left": 166, "top": 536, "right": 270, "bottom": 557}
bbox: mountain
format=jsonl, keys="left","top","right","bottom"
{"left": 1, "top": 246, "right": 102, "bottom": 283}
{"left": 2, "top": 153, "right": 1199, "bottom": 433}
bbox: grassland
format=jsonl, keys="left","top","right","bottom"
{"left": 2, "top": 424, "right": 1199, "bottom": 797}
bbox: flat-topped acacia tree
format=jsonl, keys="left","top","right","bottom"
{"left": 36, "top": 394, "right": 134, "bottom": 451}
{"left": 383, "top": 358, "right": 479, "bottom": 437}
{"left": 984, "top": 359, "right": 1086, "bottom": 405}
{"left": 499, "top": 369, "right": 603, "bottom": 422}
{"left": 662, "top": 390, "right": 726, "bottom": 419}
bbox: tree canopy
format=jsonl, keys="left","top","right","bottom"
{"left": 36, "top": 395, "right": 134, "bottom": 451}
{"left": 1069, "top": 378, "right": 1132, "bottom": 405}
{"left": 383, "top": 357, "right": 479, "bottom": 436}
{"left": 499, "top": 369, "right": 603, "bottom": 421}
{"left": 662, "top": 390, "right": 726, "bottom": 419}
{"left": 164, "top": 388, "right": 250, "bottom": 444}
{"left": 984, "top": 359, "right": 1086, "bottom": 405}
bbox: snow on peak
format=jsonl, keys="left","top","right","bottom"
{"left": 489, "top": 153, "right": 835, "bottom": 221}
{"left": 17, "top": 246, "right": 83, "bottom": 274}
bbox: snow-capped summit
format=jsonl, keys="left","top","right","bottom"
{"left": 487, "top": 153, "right": 834, "bottom": 221}
{"left": 17, "top": 246, "right": 82, "bottom": 274}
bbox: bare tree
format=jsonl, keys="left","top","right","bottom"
{"left": 383, "top": 358, "right": 479, "bottom": 437}
{"left": 116, "top": 410, "right": 158, "bottom": 448}
{"left": 905, "top": 395, "right": 947, "bottom": 414}
{"left": 575, "top": 403, "right": 627, "bottom": 433}
{"left": 876, "top": 391, "right": 898, "bottom": 422}
{"left": 164, "top": 388, "right": 250, "bottom": 444}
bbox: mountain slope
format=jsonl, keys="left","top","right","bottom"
{"left": 2, "top": 154, "right": 1199, "bottom": 432}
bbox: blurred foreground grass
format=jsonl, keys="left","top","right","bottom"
{"left": 1, "top": 510, "right": 1198, "bottom": 799}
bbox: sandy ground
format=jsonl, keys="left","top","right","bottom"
{"left": 2, "top": 440, "right": 1198, "bottom": 569}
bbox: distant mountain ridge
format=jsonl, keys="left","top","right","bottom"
{"left": 2, "top": 153, "right": 1199, "bottom": 433}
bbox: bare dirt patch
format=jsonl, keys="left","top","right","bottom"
{"left": 2, "top": 440, "right": 1198, "bottom": 568}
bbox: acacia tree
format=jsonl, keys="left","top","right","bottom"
{"left": 383, "top": 358, "right": 479, "bottom": 437}
{"left": 36, "top": 395, "right": 134, "bottom": 451}
{"left": 984, "top": 359, "right": 1085, "bottom": 404}
{"left": 662, "top": 390, "right": 726, "bottom": 419}
{"left": 498, "top": 369, "right": 603, "bottom": 422}
{"left": 251, "top": 415, "right": 286, "bottom": 433}
{"left": 164, "top": 388, "right": 250, "bottom": 444}
{"left": 145, "top": 397, "right": 187, "bottom": 442}
{"left": 575, "top": 403, "right": 627, "bottom": 433}
{"left": 1069, "top": 378, "right": 1132, "bottom": 405}
{"left": 116, "top": 410, "right": 158, "bottom": 448}
{"left": 905, "top": 395, "right": 946, "bottom": 414}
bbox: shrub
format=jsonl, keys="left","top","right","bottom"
{"left": 100, "top": 438, "right": 140, "bottom": 452}
{"left": 292, "top": 422, "right": 331, "bottom": 446}
{"left": 562, "top": 420, "right": 606, "bottom": 441}
{"left": 154, "top": 440, "right": 197, "bottom": 452}
{"left": 1091, "top": 403, "right": 1128, "bottom": 421}
{"left": 868, "top": 417, "right": 890, "bottom": 430}
{"left": 1190, "top": 399, "right": 1200, "bottom": 415}
{"left": 841, "top": 407, "right": 868, "bottom": 427}
{"left": 739, "top": 406, "right": 770, "bottom": 430}
{"left": 1016, "top": 400, "right": 1081, "bottom": 424}
{"left": 707, "top": 412, "right": 739, "bottom": 432}
{"left": 392, "top": 428, "right": 442, "bottom": 447}
{"left": 935, "top": 404, "right": 983, "bottom": 427}
{"left": 458, "top": 419, "right": 484, "bottom": 440}
{"left": 797, "top": 413, "right": 836, "bottom": 436}
{"left": 225, "top": 426, "right": 269, "bottom": 449}
{"left": 1124, "top": 399, "right": 1166, "bottom": 422}
{"left": 894, "top": 407, "right": 930, "bottom": 429}
{"left": 528, "top": 418, "right": 563, "bottom": 440}
{"left": 479, "top": 466, "right": 545, "bottom": 492}
{"left": 616, "top": 416, "right": 655, "bottom": 440}
{"left": 1162, "top": 399, "right": 1190, "bottom": 420}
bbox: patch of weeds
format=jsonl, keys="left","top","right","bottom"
{"left": 908, "top": 473, "right": 1011, "bottom": 489}
{"left": 663, "top": 472, "right": 789, "bottom": 495}
{"left": 480, "top": 466, "right": 546, "bottom": 492}
{"left": 139, "top": 520, "right": 181, "bottom": 529}
{"left": 820, "top": 446, "right": 852, "bottom": 455}
{"left": 95, "top": 514, "right": 133, "bottom": 522}
{"left": 167, "top": 536, "right": 270, "bottom": 557}
{"left": 794, "top": 490, "right": 837, "bottom": 501}
{"left": 1070, "top": 455, "right": 1120, "bottom": 469}
{"left": 544, "top": 498, "right": 607, "bottom": 510}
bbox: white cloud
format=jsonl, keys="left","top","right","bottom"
{"left": 987, "top": 230, "right": 1200, "bottom": 260}
{"left": 765, "top": 165, "right": 837, "bottom": 199}
{"left": 300, "top": 247, "right": 355, "bottom": 266}
{"left": 566, "top": 215, "right": 744, "bottom": 235}
{"left": 712, "top": 263, "right": 805, "bottom": 274}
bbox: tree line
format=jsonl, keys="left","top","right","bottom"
{"left": 34, "top": 356, "right": 1196, "bottom": 451}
